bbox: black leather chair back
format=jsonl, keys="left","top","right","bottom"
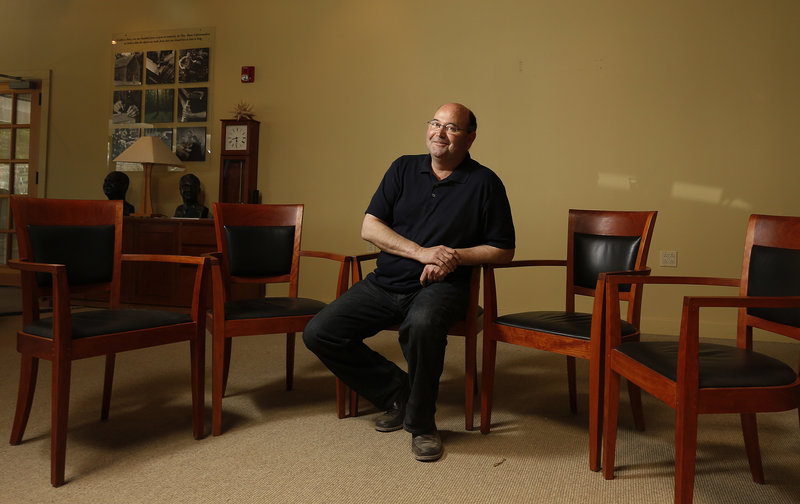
{"left": 29, "top": 225, "right": 115, "bottom": 287}
{"left": 746, "top": 244, "right": 800, "bottom": 327}
{"left": 573, "top": 232, "right": 641, "bottom": 291}
{"left": 224, "top": 225, "right": 295, "bottom": 277}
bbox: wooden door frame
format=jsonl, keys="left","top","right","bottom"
{"left": 0, "top": 70, "right": 50, "bottom": 285}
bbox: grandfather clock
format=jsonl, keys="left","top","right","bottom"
{"left": 219, "top": 119, "right": 260, "bottom": 203}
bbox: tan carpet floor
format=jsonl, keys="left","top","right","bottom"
{"left": 0, "top": 312, "right": 798, "bottom": 503}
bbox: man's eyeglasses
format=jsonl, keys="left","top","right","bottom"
{"left": 427, "top": 120, "right": 468, "bottom": 134}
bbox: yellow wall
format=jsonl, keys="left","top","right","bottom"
{"left": 3, "top": 0, "right": 799, "bottom": 338}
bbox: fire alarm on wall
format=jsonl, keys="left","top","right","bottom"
{"left": 241, "top": 66, "right": 255, "bottom": 83}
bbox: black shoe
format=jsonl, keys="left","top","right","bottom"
{"left": 375, "top": 401, "right": 405, "bottom": 432}
{"left": 411, "top": 429, "right": 443, "bottom": 461}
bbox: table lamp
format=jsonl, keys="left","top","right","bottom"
{"left": 112, "top": 136, "right": 183, "bottom": 217}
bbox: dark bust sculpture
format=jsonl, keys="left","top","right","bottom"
{"left": 102, "top": 171, "right": 135, "bottom": 216}
{"left": 174, "top": 173, "right": 209, "bottom": 218}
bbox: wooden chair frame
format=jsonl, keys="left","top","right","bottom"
{"left": 207, "top": 202, "right": 350, "bottom": 436}
{"left": 8, "top": 197, "right": 208, "bottom": 486}
{"left": 603, "top": 214, "right": 800, "bottom": 504}
{"left": 481, "top": 209, "right": 657, "bottom": 471}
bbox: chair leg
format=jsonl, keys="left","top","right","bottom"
{"left": 50, "top": 356, "right": 72, "bottom": 487}
{"left": 480, "top": 338, "right": 498, "bottom": 434}
{"left": 335, "top": 377, "right": 347, "bottom": 418}
{"left": 566, "top": 356, "right": 578, "bottom": 414}
{"left": 349, "top": 388, "right": 359, "bottom": 417}
{"left": 286, "top": 333, "right": 295, "bottom": 391}
{"left": 190, "top": 336, "right": 205, "bottom": 440}
{"left": 221, "top": 338, "right": 232, "bottom": 397}
{"left": 588, "top": 351, "right": 603, "bottom": 472}
{"left": 100, "top": 353, "right": 116, "bottom": 421}
{"left": 464, "top": 333, "right": 477, "bottom": 431}
{"left": 212, "top": 334, "right": 226, "bottom": 436}
{"left": 674, "top": 403, "right": 699, "bottom": 504}
{"left": 10, "top": 355, "right": 39, "bottom": 445}
{"left": 740, "top": 413, "right": 765, "bottom": 484}
{"left": 627, "top": 379, "right": 646, "bottom": 431}
{"left": 602, "top": 367, "right": 621, "bottom": 480}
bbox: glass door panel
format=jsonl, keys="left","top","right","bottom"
{"left": 16, "top": 94, "right": 31, "bottom": 124}
{"left": 0, "top": 81, "right": 41, "bottom": 282}
{"left": 0, "top": 94, "right": 11, "bottom": 123}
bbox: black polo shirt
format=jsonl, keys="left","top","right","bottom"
{"left": 366, "top": 153, "right": 515, "bottom": 293}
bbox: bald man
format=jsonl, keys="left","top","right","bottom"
{"left": 304, "top": 103, "right": 515, "bottom": 461}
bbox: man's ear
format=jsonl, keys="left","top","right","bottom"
{"left": 466, "top": 131, "right": 476, "bottom": 149}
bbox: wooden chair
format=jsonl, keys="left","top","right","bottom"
{"left": 207, "top": 202, "right": 350, "bottom": 436}
{"left": 334, "top": 252, "right": 483, "bottom": 430}
{"left": 7, "top": 197, "right": 208, "bottom": 486}
{"left": 603, "top": 214, "right": 800, "bottom": 504}
{"left": 481, "top": 209, "right": 657, "bottom": 471}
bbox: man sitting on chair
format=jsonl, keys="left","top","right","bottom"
{"left": 303, "top": 102, "right": 515, "bottom": 462}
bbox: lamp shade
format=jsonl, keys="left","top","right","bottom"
{"left": 113, "top": 136, "right": 184, "bottom": 216}
{"left": 113, "top": 136, "right": 183, "bottom": 166}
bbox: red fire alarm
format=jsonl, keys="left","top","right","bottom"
{"left": 241, "top": 66, "right": 255, "bottom": 83}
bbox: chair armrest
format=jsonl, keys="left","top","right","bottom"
{"left": 203, "top": 251, "right": 222, "bottom": 263}
{"left": 604, "top": 274, "right": 746, "bottom": 353}
{"left": 8, "top": 259, "right": 72, "bottom": 329}
{"left": 605, "top": 274, "right": 742, "bottom": 337}
{"left": 121, "top": 253, "right": 207, "bottom": 266}
{"left": 482, "top": 259, "right": 568, "bottom": 321}
{"left": 486, "top": 259, "right": 567, "bottom": 270}
{"left": 348, "top": 252, "right": 380, "bottom": 284}
{"left": 121, "top": 254, "right": 209, "bottom": 318}
{"left": 300, "top": 250, "right": 352, "bottom": 298}
{"left": 300, "top": 249, "right": 350, "bottom": 263}
{"left": 8, "top": 258, "right": 65, "bottom": 275}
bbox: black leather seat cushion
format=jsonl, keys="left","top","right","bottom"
{"left": 616, "top": 341, "right": 797, "bottom": 388}
{"left": 224, "top": 297, "right": 327, "bottom": 321}
{"left": 497, "top": 310, "right": 638, "bottom": 340}
{"left": 24, "top": 309, "right": 192, "bottom": 339}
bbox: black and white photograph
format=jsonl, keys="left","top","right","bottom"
{"left": 176, "top": 127, "right": 206, "bottom": 162}
{"left": 113, "top": 52, "right": 143, "bottom": 85}
{"left": 144, "top": 127, "right": 174, "bottom": 150}
{"left": 110, "top": 128, "right": 140, "bottom": 159}
{"left": 144, "top": 89, "right": 175, "bottom": 123}
{"left": 178, "top": 48, "right": 210, "bottom": 83}
{"left": 112, "top": 90, "right": 142, "bottom": 124}
{"left": 178, "top": 87, "right": 207, "bottom": 122}
{"left": 146, "top": 50, "right": 175, "bottom": 84}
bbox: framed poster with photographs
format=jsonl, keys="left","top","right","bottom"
{"left": 111, "top": 128, "right": 141, "bottom": 160}
{"left": 176, "top": 127, "right": 206, "bottom": 162}
{"left": 144, "top": 89, "right": 174, "bottom": 123}
{"left": 144, "top": 128, "right": 174, "bottom": 150}
{"left": 146, "top": 50, "right": 175, "bottom": 84}
{"left": 108, "top": 28, "right": 214, "bottom": 169}
{"left": 178, "top": 87, "right": 207, "bottom": 122}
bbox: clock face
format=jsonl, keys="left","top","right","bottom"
{"left": 225, "top": 125, "right": 248, "bottom": 151}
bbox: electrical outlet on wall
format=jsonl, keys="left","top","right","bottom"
{"left": 660, "top": 250, "right": 678, "bottom": 268}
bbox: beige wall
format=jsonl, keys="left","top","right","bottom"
{"left": 4, "top": 0, "right": 799, "bottom": 338}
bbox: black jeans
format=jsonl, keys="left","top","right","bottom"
{"left": 303, "top": 273, "right": 468, "bottom": 435}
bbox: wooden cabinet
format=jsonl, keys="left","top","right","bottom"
{"left": 122, "top": 217, "right": 217, "bottom": 307}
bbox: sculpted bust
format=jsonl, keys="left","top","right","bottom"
{"left": 174, "top": 173, "right": 209, "bottom": 218}
{"left": 102, "top": 171, "right": 135, "bottom": 216}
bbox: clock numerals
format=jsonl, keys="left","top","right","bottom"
{"left": 226, "top": 125, "right": 248, "bottom": 150}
